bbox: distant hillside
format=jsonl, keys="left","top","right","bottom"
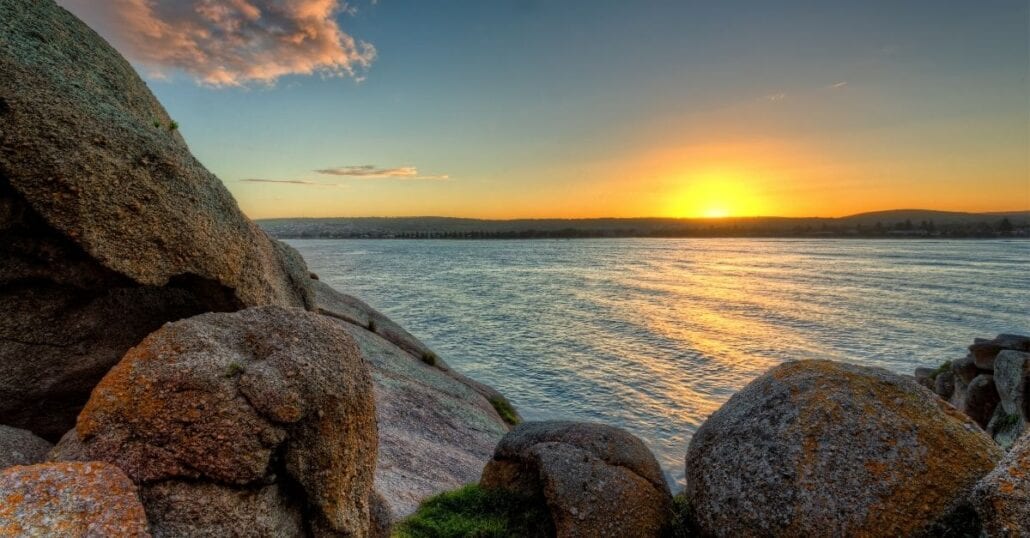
{"left": 258, "top": 210, "right": 1030, "bottom": 239}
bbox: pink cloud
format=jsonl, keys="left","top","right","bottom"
{"left": 57, "top": 0, "right": 375, "bottom": 86}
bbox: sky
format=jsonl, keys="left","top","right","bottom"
{"left": 59, "top": 0, "right": 1029, "bottom": 219}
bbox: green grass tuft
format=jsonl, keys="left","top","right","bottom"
{"left": 152, "top": 119, "right": 161, "bottom": 128}
{"left": 394, "top": 484, "right": 552, "bottom": 538}
{"left": 167, "top": 120, "right": 179, "bottom": 131}
{"left": 225, "top": 361, "right": 244, "bottom": 378}
{"left": 489, "top": 397, "right": 520, "bottom": 426}
{"left": 930, "top": 360, "right": 952, "bottom": 380}
{"left": 421, "top": 351, "right": 438, "bottom": 367}
{"left": 996, "top": 412, "right": 1022, "bottom": 430}
{"left": 663, "top": 493, "right": 698, "bottom": 538}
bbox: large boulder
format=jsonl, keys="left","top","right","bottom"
{"left": 972, "top": 433, "right": 1030, "bottom": 537}
{"left": 0, "top": 0, "right": 314, "bottom": 439}
{"left": 50, "top": 306, "right": 377, "bottom": 536}
{"left": 0, "top": 424, "right": 51, "bottom": 469}
{"left": 481, "top": 421, "right": 673, "bottom": 538}
{"left": 0, "top": 461, "right": 149, "bottom": 536}
{"left": 686, "top": 360, "right": 1002, "bottom": 537}
{"left": 314, "top": 279, "right": 514, "bottom": 519}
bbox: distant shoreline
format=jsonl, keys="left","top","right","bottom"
{"left": 261, "top": 210, "right": 1030, "bottom": 241}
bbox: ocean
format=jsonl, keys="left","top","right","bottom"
{"left": 289, "top": 238, "right": 1030, "bottom": 487}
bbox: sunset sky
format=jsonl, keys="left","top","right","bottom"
{"left": 59, "top": 0, "right": 1029, "bottom": 219}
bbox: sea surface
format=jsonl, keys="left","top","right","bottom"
{"left": 289, "top": 238, "right": 1030, "bottom": 488}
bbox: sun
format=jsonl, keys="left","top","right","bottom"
{"left": 666, "top": 167, "right": 766, "bottom": 218}
{"left": 702, "top": 207, "right": 730, "bottom": 219}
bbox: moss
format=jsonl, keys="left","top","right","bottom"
{"left": 930, "top": 360, "right": 953, "bottom": 380}
{"left": 394, "top": 484, "right": 553, "bottom": 538}
{"left": 224, "top": 361, "right": 244, "bottom": 378}
{"left": 421, "top": 351, "right": 438, "bottom": 367}
{"left": 996, "top": 412, "right": 1021, "bottom": 431}
{"left": 489, "top": 397, "right": 520, "bottom": 426}
{"left": 664, "top": 493, "right": 698, "bottom": 538}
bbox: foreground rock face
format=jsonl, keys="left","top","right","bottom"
{"left": 313, "top": 280, "right": 513, "bottom": 518}
{"left": 481, "top": 421, "right": 672, "bottom": 538}
{"left": 51, "top": 306, "right": 377, "bottom": 536}
{"left": 0, "top": 462, "right": 149, "bottom": 536}
{"left": 0, "top": 0, "right": 314, "bottom": 439}
{"left": 0, "top": 425, "right": 51, "bottom": 469}
{"left": 972, "top": 433, "right": 1030, "bottom": 537}
{"left": 687, "top": 360, "right": 1002, "bottom": 537}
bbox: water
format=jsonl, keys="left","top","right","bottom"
{"left": 289, "top": 238, "right": 1030, "bottom": 487}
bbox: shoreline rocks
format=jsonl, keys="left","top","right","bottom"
{"left": 50, "top": 306, "right": 378, "bottom": 536}
{"left": 0, "top": 0, "right": 316, "bottom": 440}
{"left": 481, "top": 421, "right": 673, "bottom": 538}
{"left": 914, "top": 334, "right": 1030, "bottom": 448}
{"left": 971, "top": 432, "right": 1030, "bottom": 536}
{"left": 0, "top": 462, "right": 150, "bottom": 536}
{"left": 686, "top": 360, "right": 1002, "bottom": 537}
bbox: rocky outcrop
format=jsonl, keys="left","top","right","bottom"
{"left": 0, "top": 461, "right": 149, "bottom": 536}
{"left": 0, "top": 0, "right": 314, "bottom": 440}
{"left": 686, "top": 360, "right": 1002, "bottom": 537}
{"left": 0, "top": 425, "right": 51, "bottom": 469}
{"left": 50, "top": 306, "right": 377, "bottom": 536}
{"left": 314, "top": 280, "right": 513, "bottom": 518}
{"left": 914, "top": 334, "right": 1030, "bottom": 447}
{"left": 481, "top": 421, "right": 672, "bottom": 538}
{"left": 972, "top": 433, "right": 1030, "bottom": 537}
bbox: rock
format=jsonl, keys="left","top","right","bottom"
{"left": 50, "top": 306, "right": 377, "bottom": 536}
{"left": 986, "top": 407, "right": 1025, "bottom": 451}
{"left": 914, "top": 367, "right": 936, "bottom": 390}
{"left": 333, "top": 317, "right": 510, "bottom": 519}
{"left": 0, "top": 461, "right": 149, "bottom": 536}
{"left": 952, "top": 355, "right": 979, "bottom": 383}
{"left": 313, "top": 279, "right": 438, "bottom": 363}
{"left": 950, "top": 374, "right": 970, "bottom": 411}
{"left": 140, "top": 481, "right": 303, "bottom": 538}
{"left": 481, "top": 421, "right": 672, "bottom": 538}
{"left": 0, "top": 425, "right": 51, "bottom": 469}
{"left": 972, "top": 433, "right": 1030, "bottom": 536}
{"left": 993, "top": 350, "right": 1030, "bottom": 418}
{"left": 686, "top": 360, "right": 1002, "bottom": 537}
{"left": 0, "top": 0, "right": 315, "bottom": 439}
{"left": 964, "top": 374, "right": 1001, "bottom": 429}
{"left": 312, "top": 279, "right": 514, "bottom": 518}
{"left": 970, "top": 334, "right": 1030, "bottom": 370}
{"left": 935, "top": 370, "right": 956, "bottom": 398}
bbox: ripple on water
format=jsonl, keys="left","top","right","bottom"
{"left": 289, "top": 238, "right": 1030, "bottom": 489}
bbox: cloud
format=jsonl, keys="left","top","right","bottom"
{"left": 315, "top": 165, "right": 450, "bottom": 180}
{"left": 763, "top": 92, "right": 787, "bottom": 102}
{"left": 57, "top": 0, "right": 375, "bottom": 86}
{"left": 240, "top": 178, "right": 344, "bottom": 187}
{"left": 827, "top": 81, "right": 848, "bottom": 89}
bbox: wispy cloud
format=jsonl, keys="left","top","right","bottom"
{"left": 315, "top": 165, "right": 450, "bottom": 180}
{"left": 827, "top": 81, "right": 848, "bottom": 89}
{"left": 57, "top": 0, "right": 375, "bottom": 86}
{"left": 240, "top": 178, "right": 345, "bottom": 187}
{"left": 763, "top": 92, "right": 787, "bottom": 102}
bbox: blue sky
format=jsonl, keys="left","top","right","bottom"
{"left": 61, "top": 0, "right": 1029, "bottom": 218}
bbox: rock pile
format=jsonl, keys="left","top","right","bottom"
{"left": 915, "top": 334, "right": 1030, "bottom": 447}
{"left": 0, "top": 0, "right": 515, "bottom": 534}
